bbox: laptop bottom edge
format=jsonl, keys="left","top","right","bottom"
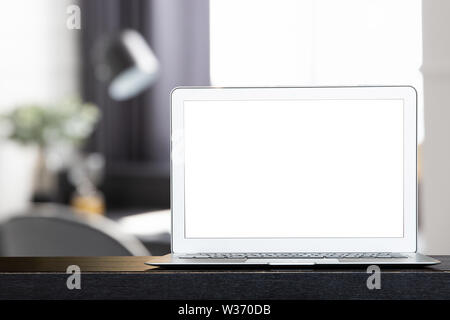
{"left": 146, "top": 253, "right": 440, "bottom": 267}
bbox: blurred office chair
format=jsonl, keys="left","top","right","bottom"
{"left": 0, "top": 205, "right": 150, "bottom": 256}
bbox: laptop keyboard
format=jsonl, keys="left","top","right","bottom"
{"left": 179, "top": 252, "right": 407, "bottom": 259}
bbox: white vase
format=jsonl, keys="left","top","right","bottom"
{"left": 0, "top": 141, "right": 38, "bottom": 219}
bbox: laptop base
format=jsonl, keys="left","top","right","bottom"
{"left": 146, "top": 253, "right": 440, "bottom": 267}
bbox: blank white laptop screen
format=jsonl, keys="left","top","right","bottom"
{"left": 183, "top": 99, "right": 404, "bottom": 238}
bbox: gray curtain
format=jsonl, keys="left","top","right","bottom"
{"left": 147, "top": 0, "right": 210, "bottom": 160}
{"left": 79, "top": 0, "right": 210, "bottom": 208}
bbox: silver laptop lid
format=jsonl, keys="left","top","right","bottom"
{"left": 170, "top": 86, "right": 417, "bottom": 253}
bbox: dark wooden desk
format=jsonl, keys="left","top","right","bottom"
{"left": 0, "top": 256, "right": 449, "bottom": 300}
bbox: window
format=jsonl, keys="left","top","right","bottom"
{"left": 210, "top": 0, "right": 423, "bottom": 140}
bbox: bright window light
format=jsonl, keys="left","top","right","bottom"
{"left": 210, "top": 0, "right": 423, "bottom": 140}
{"left": 210, "top": 0, "right": 313, "bottom": 86}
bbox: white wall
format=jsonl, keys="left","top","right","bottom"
{"left": 0, "top": 0, "right": 80, "bottom": 216}
{"left": 420, "top": 0, "right": 450, "bottom": 254}
{"left": 0, "top": 0, "right": 79, "bottom": 110}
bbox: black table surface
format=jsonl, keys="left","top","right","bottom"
{"left": 0, "top": 255, "right": 449, "bottom": 300}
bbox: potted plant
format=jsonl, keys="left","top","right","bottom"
{"left": 0, "top": 98, "right": 99, "bottom": 218}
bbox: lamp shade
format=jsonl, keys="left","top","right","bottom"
{"left": 94, "top": 29, "right": 159, "bottom": 101}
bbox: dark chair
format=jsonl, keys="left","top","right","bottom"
{"left": 0, "top": 205, "right": 150, "bottom": 256}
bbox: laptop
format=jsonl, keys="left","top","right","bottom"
{"left": 147, "top": 86, "right": 439, "bottom": 266}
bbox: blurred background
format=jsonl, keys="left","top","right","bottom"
{"left": 0, "top": 0, "right": 448, "bottom": 256}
